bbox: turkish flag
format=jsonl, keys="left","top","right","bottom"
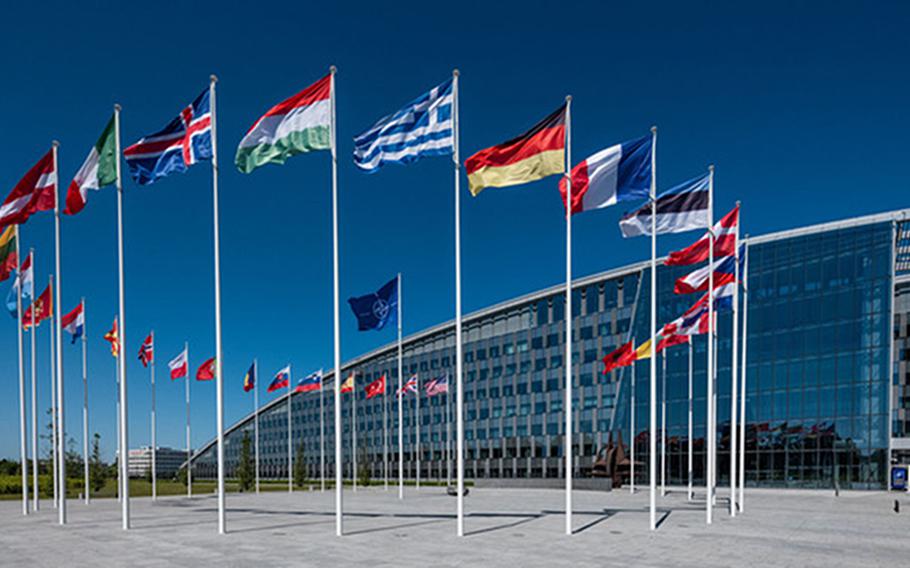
{"left": 365, "top": 375, "right": 386, "bottom": 399}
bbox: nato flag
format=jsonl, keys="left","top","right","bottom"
{"left": 348, "top": 276, "right": 398, "bottom": 331}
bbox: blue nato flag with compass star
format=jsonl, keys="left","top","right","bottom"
{"left": 347, "top": 276, "right": 398, "bottom": 331}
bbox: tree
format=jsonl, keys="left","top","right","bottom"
{"left": 358, "top": 447, "right": 371, "bottom": 487}
{"left": 293, "top": 442, "right": 306, "bottom": 488}
{"left": 88, "top": 433, "right": 107, "bottom": 494}
{"left": 236, "top": 431, "right": 254, "bottom": 492}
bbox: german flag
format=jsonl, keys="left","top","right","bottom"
{"left": 465, "top": 104, "right": 566, "bottom": 196}
{"left": 0, "top": 226, "right": 17, "bottom": 283}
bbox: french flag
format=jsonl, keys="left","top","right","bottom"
{"left": 558, "top": 135, "right": 652, "bottom": 215}
{"left": 665, "top": 205, "right": 739, "bottom": 266}
{"left": 61, "top": 302, "right": 84, "bottom": 343}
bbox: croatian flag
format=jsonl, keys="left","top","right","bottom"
{"left": 168, "top": 348, "right": 188, "bottom": 380}
{"left": 124, "top": 87, "right": 213, "bottom": 185}
{"left": 61, "top": 302, "right": 84, "bottom": 343}
{"left": 353, "top": 79, "right": 454, "bottom": 173}
{"left": 619, "top": 173, "right": 710, "bottom": 237}
{"left": 558, "top": 135, "right": 652, "bottom": 215}
{"left": 665, "top": 205, "right": 739, "bottom": 266}
{"left": 295, "top": 370, "right": 323, "bottom": 393}
{"left": 268, "top": 366, "right": 291, "bottom": 393}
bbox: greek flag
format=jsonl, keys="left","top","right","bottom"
{"left": 353, "top": 79, "right": 454, "bottom": 173}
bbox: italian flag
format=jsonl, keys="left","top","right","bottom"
{"left": 65, "top": 116, "right": 117, "bottom": 215}
{"left": 235, "top": 74, "right": 332, "bottom": 174}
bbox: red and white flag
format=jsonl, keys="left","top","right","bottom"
{"left": 196, "top": 357, "right": 216, "bottom": 381}
{"left": 365, "top": 375, "right": 386, "bottom": 399}
{"left": 665, "top": 205, "right": 739, "bottom": 266}
{"left": 397, "top": 375, "right": 418, "bottom": 397}
{"left": 168, "top": 348, "right": 188, "bottom": 380}
{"left": 0, "top": 149, "right": 56, "bottom": 231}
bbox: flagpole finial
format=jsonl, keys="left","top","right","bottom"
{"left": 52, "top": 140, "right": 59, "bottom": 148}
{"left": 210, "top": 74, "right": 218, "bottom": 84}
{"left": 453, "top": 68, "right": 460, "bottom": 77}
{"left": 709, "top": 164, "right": 715, "bottom": 172}
{"left": 114, "top": 103, "right": 121, "bottom": 112}
{"left": 565, "top": 95, "right": 572, "bottom": 103}
{"left": 650, "top": 125, "right": 657, "bottom": 134}
{"left": 330, "top": 65, "right": 337, "bottom": 75}
{"left": 736, "top": 200, "right": 741, "bottom": 207}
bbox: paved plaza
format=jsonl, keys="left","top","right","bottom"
{"left": 1, "top": 486, "right": 907, "bottom": 567}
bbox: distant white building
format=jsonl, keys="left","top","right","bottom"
{"left": 128, "top": 447, "right": 188, "bottom": 478}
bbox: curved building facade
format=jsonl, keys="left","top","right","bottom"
{"left": 192, "top": 209, "right": 910, "bottom": 490}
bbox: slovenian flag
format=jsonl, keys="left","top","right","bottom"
{"left": 268, "top": 366, "right": 291, "bottom": 393}
{"left": 558, "top": 135, "right": 652, "bottom": 215}
{"left": 295, "top": 370, "right": 323, "bottom": 393}
{"left": 61, "top": 301, "right": 85, "bottom": 343}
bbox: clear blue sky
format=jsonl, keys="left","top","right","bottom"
{"left": 0, "top": 1, "right": 907, "bottom": 460}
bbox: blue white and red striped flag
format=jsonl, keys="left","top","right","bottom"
{"left": 61, "top": 302, "right": 84, "bottom": 344}
{"left": 268, "top": 365, "right": 291, "bottom": 393}
{"left": 295, "top": 370, "right": 323, "bottom": 393}
{"left": 425, "top": 375, "right": 448, "bottom": 396}
{"left": 124, "top": 87, "right": 212, "bottom": 185}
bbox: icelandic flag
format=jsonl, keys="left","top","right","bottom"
{"left": 295, "top": 370, "right": 323, "bottom": 393}
{"left": 268, "top": 365, "right": 291, "bottom": 393}
{"left": 558, "top": 135, "right": 652, "bottom": 215}
{"left": 619, "top": 173, "right": 710, "bottom": 238}
{"left": 61, "top": 302, "right": 85, "bottom": 343}
{"left": 353, "top": 79, "right": 454, "bottom": 173}
{"left": 347, "top": 277, "right": 398, "bottom": 331}
{"left": 124, "top": 87, "right": 213, "bottom": 185}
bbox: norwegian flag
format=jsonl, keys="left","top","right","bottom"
{"left": 397, "top": 375, "right": 418, "bottom": 397}
{"left": 124, "top": 87, "right": 213, "bottom": 185}
{"left": 138, "top": 333, "right": 154, "bottom": 367}
{"left": 425, "top": 375, "right": 449, "bottom": 396}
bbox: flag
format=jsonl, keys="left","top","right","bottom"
{"left": 365, "top": 375, "right": 386, "bottom": 399}
{"left": 0, "top": 226, "right": 17, "bottom": 283}
{"left": 65, "top": 115, "right": 117, "bottom": 215}
{"left": 168, "top": 348, "right": 189, "bottom": 380}
{"left": 138, "top": 334, "right": 154, "bottom": 367}
{"left": 61, "top": 302, "right": 85, "bottom": 344}
{"left": 348, "top": 277, "right": 398, "bottom": 331}
{"left": 634, "top": 338, "right": 653, "bottom": 361}
{"left": 124, "top": 87, "right": 212, "bottom": 185}
{"left": 6, "top": 253, "right": 33, "bottom": 317}
{"left": 656, "top": 333, "right": 689, "bottom": 353}
{"left": 22, "top": 281, "right": 51, "bottom": 329}
{"left": 196, "top": 357, "right": 216, "bottom": 381}
{"left": 268, "top": 366, "right": 291, "bottom": 393}
{"left": 295, "top": 370, "right": 323, "bottom": 393}
{"left": 465, "top": 104, "right": 566, "bottom": 196}
{"left": 602, "top": 341, "right": 635, "bottom": 375}
{"left": 103, "top": 318, "right": 119, "bottom": 357}
{"left": 353, "top": 78, "right": 454, "bottom": 173}
{"left": 397, "top": 374, "right": 418, "bottom": 397}
{"left": 674, "top": 254, "right": 737, "bottom": 295}
{"left": 558, "top": 135, "right": 652, "bottom": 215}
{"left": 0, "top": 149, "right": 56, "bottom": 232}
{"left": 665, "top": 205, "right": 739, "bottom": 266}
{"left": 235, "top": 74, "right": 331, "bottom": 173}
{"left": 619, "top": 173, "right": 710, "bottom": 238}
{"left": 243, "top": 362, "right": 256, "bottom": 392}
{"left": 340, "top": 373, "right": 355, "bottom": 394}
{"left": 425, "top": 375, "right": 449, "bottom": 396}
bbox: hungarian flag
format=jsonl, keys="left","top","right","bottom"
{"left": 23, "top": 281, "right": 51, "bottom": 329}
{"left": 103, "top": 318, "right": 120, "bottom": 357}
{"left": 465, "top": 104, "right": 566, "bottom": 196}
{"left": 168, "top": 348, "right": 188, "bottom": 380}
{"left": 138, "top": 333, "right": 154, "bottom": 367}
{"left": 235, "top": 74, "right": 331, "bottom": 173}
{"left": 365, "top": 375, "right": 386, "bottom": 399}
{"left": 665, "top": 205, "right": 739, "bottom": 266}
{"left": 602, "top": 341, "right": 635, "bottom": 375}
{"left": 65, "top": 116, "right": 117, "bottom": 215}
{"left": 243, "top": 362, "right": 256, "bottom": 392}
{"left": 0, "top": 149, "right": 56, "bottom": 232}
{"left": 0, "top": 226, "right": 17, "bottom": 283}
{"left": 558, "top": 135, "right": 652, "bottom": 215}
{"left": 340, "top": 373, "right": 355, "bottom": 394}
{"left": 268, "top": 366, "right": 291, "bottom": 393}
{"left": 196, "top": 357, "right": 216, "bottom": 381}
{"left": 61, "top": 302, "right": 85, "bottom": 344}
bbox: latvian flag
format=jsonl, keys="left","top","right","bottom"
{"left": 295, "top": 370, "right": 323, "bottom": 393}
{"left": 619, "top": 173, "right": 710, "bottom": 238}
{"left": 236, "top": 74, "right": 331, "bottom": 174}
{"left": 65, "top": 116, "right": 117, "bottom": 215}
{"left": 665, "top": 205, "right": 739, "bottom": 266}
{"left": 0, "top": 149, "right": 56, "bottom": 232}
{"left": 397, "top": 375, "right": 418, "bottom": 397}
{"left": 61, "top": 302, "right": 85, "bottom": 344}
{"left": 465, "top": 104, "right": 566, "bottom": 196}
{"left": 268, "top": 366, "right": 291, "bottom": 393}
{"left": 365, "top": 375, "right": 386, "bottom": 399}
{"left": 168, "top": 348, "right": 189, "bottom": 380}
{"left": 558, "top": 135, "right": 652, "bottom": 215}
{"left": 138, "top": 333, "right": 154, "bottom": 367}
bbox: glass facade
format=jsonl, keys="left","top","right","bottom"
{"left": 194, "top": 213, "right": 904, "bottom": 490}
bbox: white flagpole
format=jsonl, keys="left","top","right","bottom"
{"left": 630, "top": 365, "right": 636, "bottom": 494}
{"left": 255, "top": 359, "right": 260, "bottom": 494}
{"left": 114, "top": 335, "right": 119, "bottom": 505}
{"left": 186, "top": 342, "right": 191, "bottom": 498}
{"left": 209, "top": 74, "right": 227, "bottom": 535}
{"left": 330, "top": 65, "right": 344, "bottom": 536}
{"left": 729, "top": 202, "right": 741, "bottom": 517}
{"left": 397, "top": 273, "right": 404, "bottom": 500}
{"left": 384, "top": 372, "right": 389, "bottom": 491}
{"left": 648, "top": 126, "right": 658, "bottom": 531}
{"left": 446, "top": 374, "right": 452, "bottom": 486}
{"left": 113, "top": 107, "right": 129, "bottom": 529}
{"left": 563, "top": 96, "right": 574, "bottom": 536}
{"left": 738, "top": 238, "right": 750, "bottom": 512}
{"left": 15, "top": 226, "right": 27, "bottom": 516}
{"left": 287, "top": 364, "right": 292, "bottom": 493}
{"left": 29, "top": 249, "right": 38, "bottom": 511}
{"left": 660, "top": 349, "right": 666, "bottom": 497}
{"left": 416, "top": 374, "right": 421, "bottom": 489}
{"left": 320, "top": 374, "right": 325, "bottom": 492}
{"left": 687, "top": 338, "right": 694, "bottom": 501}
{"left": 706, "top": 165, "right": 715, "bottom": 525}
{"left": 150, "top": 331, "right": 157, "bottom": 501}
{"left": 50, "top": 279, "right": 58, "bottom": 510}
{"left": 82, "top": 298, "right": 89, "bottom": 505}
{"left": 52, "top": 141, "right": 67, "bottom": 526}
{"left": 353, "top": 372, "right": 358, "bottom": 493}
{"left": 453, "top": 68, "right": 465, "bottom": 537}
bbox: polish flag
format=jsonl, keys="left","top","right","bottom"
{"left": 558, "top": 135, "right": 651, "bottom": 215}
{"left": 665, "top": 205, "right": 739, "bottom": 266}
{"left": 168, "top": 348, "right": 189, "bottom": 380}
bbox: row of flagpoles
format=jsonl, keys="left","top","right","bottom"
{"left": 1, "top": 66, "right": 751, "bottom": 536}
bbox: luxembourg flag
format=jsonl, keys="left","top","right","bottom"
{"left": 61, "top": 302, "right": 85, "bottom": 343}
{"left": 558, "top": 135, "right": 652, "bottom": 215}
